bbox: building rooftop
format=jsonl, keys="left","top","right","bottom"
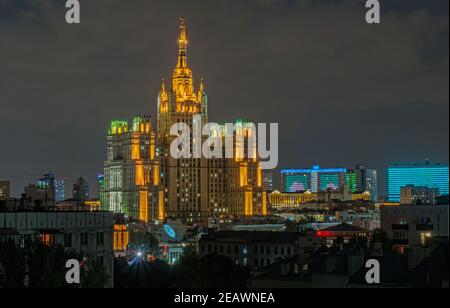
{"left": 281, "top": 166, "right": 347, "bottom": 174}
{"left": 389, "top": 161, "right": 448, "bottom": 168}
{"left": 200, "top": 231, "right": 303, "bottom": 244}
{"left": 319, "top": 222, "right": 368, "bottom": 233}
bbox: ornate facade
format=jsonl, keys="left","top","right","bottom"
{"left": 102, "top": 18, "right": 267, "bottom": 224}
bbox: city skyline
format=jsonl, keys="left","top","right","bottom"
{"left": 1, "top": 0, "right": 449, "bottom": 291}
{"left": 1, "top": 0, "right": 449, "bottom": 197}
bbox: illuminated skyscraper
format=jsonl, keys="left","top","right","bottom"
{"left": 281, "top": 166, "right": 347, "bottom": 193}
{"left": 102, "top": 116, "right": 163, "bottom": 222}
{"left": 388, "top": 160, "right": 449, "bottom": 202}
{"left": 55, "top": 177, "right": 65, "bottom": 203}
{"left": 347, "top": 165, "right": 378, "bottom": 202}
{"left": 38, "top": 172, "right": 56, "bottom": 206}
{"left": 102, "top": 18, "right": 266, "bottom": 224}
{"left": 346, "top": 170, "right": 357, "bottom": 193}
{"left": 365, "top": 169, "right": 378, "bottom": 202}
{"left": 157, "top": 18, "right": 266, "bottom": 223}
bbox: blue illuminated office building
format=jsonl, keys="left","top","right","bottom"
{"left": 281, "top": 166, "right": 347, "bottom": 193}
{"left": 388, "top": 161, "right": 449, "bottom": 202}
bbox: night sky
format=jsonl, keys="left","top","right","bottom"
{"left": 1, "top": 0, "right": 448, "bottom": 197}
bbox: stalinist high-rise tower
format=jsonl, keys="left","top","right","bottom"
{"left": 157, "top": 18, "right": 267, "bottom": 224}
{"left": 103, "top": 18, "right": 267, "bottom": 225}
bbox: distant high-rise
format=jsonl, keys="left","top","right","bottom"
{"left": 98, "top": 174, "right": 105, "bottom": 203}
{"left": 0, "top": 180, "right": 10, "bottom": 200}
{"left": 263, "top": 171, "right": 274, "bottom": 191}
{"left": 102, "top": 116, "right": 163, "bottom": 223}
{"left": 346, "top": 166, "right": 378, "bottom": 202}
{"left": 365, "top": 169, "right": 378, "bottom": 202}
{"left": 55, "top": 177, "right": 65, "bottom": 203}
{"left": 101, "top": 19, "right": 267, "bottom": 224}
{"left": 355, "top": 165, "right": 367, "bottom": 192}
{"left": 281, "top": 166, "right": 347, "bottom": 193}
{"left": 400, "top": 185, "right": 439, "bottom": 205}
{"left": 388, "top": 160, "right": 449, "bottom": 202}
{"left": 346, "top": 170, "right": 357, "bottom": 193}
{"left": 21, "top": 172, "right": 62, "bottom": 207}
{"left": 73, "top": 177, "right": 90, "bottom": 203}
{"left": 33, "top": 172, "right": 56, "bottom": 206}
{"left": 157, "top": 18, "right": 266, "bottom": 223}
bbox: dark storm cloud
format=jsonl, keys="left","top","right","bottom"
{"left": 0, "top": 0, "right": 448, "bottom": 196}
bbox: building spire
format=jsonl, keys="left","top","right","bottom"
{"left": 199, "top": 78, "right": 204, "bottom": 92}
{"left": 161, "top": 78, "right": 166, "bottom": 94}
{"left": 177, "top": 17, "right": 188, "bottom": 69}
{"left": 172, "top": 17, "right": 195, "bottom": 103}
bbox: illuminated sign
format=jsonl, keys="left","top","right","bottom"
{"left": 164, "top": 224, "right": 176, "bottom": 239}
{"left": 316, "top": 231, "right": 334, "bottom": 238}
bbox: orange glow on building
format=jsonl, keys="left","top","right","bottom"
{"left": 154, "top": 165, "right": 160, "bottom": 185}
{"left": 269, "top": 190, "right": 318, "bottom": 209}
{"left": 245, "top": 190, "right": 253, "bottom": 216}
{"left": 257, "top": 164, "right": 262, "bottom": 187}
{"left": 234, "top": 140, "right": 244, "bottom": 162}
{"left": 380, "top": 202, "right": 401, "bottom": 207}
{"left": 139, "top": 191, "right": 148, "bottom": 223}
{"left": 135, "top": 164, "right": 145, "bottom": 186}
{"left": 114, "top": 224, "right": 129, "bottom": 253}
{"left": 85, "top": 199, "right": 101, "bottom": 211}
{"left": 150, "top": 143, "right": 156, "bottom": 160}
{"left": 240, "top": 163, "right": 248, "bottom": 187}
{"left": 261, "top": 191, "right": 267, "bottom": 216}
{"left": 352, "top": 191, "right": 371, "bottom": 201}
{"left": 40, "top": 234, "right": 55, "bottom": 246}
{"left": 131, "top": 138, "right": 140, "bottom": 160}
{"left": 158, "top": 191, "right": 165, "bottom": 221}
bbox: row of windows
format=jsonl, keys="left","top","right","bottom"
{"left": 201, "top": 243, "right": 293, "bottom": 256}
{"left": 38, "top": 232, "right": 106, "bottom": 249}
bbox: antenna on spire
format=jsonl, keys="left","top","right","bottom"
{"left": 199, "top": 78, "right": 205, "bottom": 92}
{"left": 161, "top": 78, "right": 166, "bottom": 93}
{"left": 177, "top": 17, "right": 188, "bottom": 69}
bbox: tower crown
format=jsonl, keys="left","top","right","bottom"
{"left": 177, "top": 17, "right": 188, "bottom": 68}
{"left": 159, "top": 18, "right": 207, "bottom": 116}
{"left": 172, "top": 17, "right": 195, "bottom": 102}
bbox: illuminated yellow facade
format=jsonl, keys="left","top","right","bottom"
{"left": 103, "top": 19, "right": 266, "bottom": 224}
{"left": 352, "top": 191, "right": 371, "bottom": 201}
{"left": 270, "top": 190, "right": 373, "bottom": 209}
{"left": 113, "top": 224, "right": 129, "bottom": 253}
{"left": 84, "top": 199, "right": 101, "bottom": 211}
{"left": 158, "top": 190, "right": 165, "bottom": 221}
{"left": 245, "top": 189, "right": 253, "bottom": 216}
{"left": 269, "top": 190, "right": 318, "bottom": 209}
{"left": 102, "top": 115, "right": 164, "bottom": 223}
{"left": 157, "top": 18, "right": 266, "bottom": 223}
{"left": 139, "top": 190, "right": 149, "bottom": 222}
{"left": 240, "top": 163, "right": 248, "bottom": 187}
{"left": 261, "top": 191, "right": 268, "bottom": 216}
{"left": 257, "top": 163, "right": 262, "bottom": 187}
